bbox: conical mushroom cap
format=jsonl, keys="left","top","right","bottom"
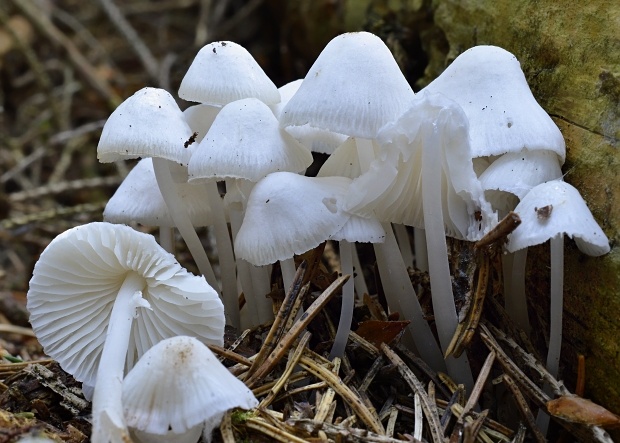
{"left": 424, "top": 46, "right": 565, "bottom": 161}
{"left": 122, "top": 336, "right": 257, "bottom": 437}
{"left": 97, "top": 87, "right": 192, "bottom": 165}
{"left": 280, "top": 32, "right": 415, "bottom": 139}
{"left": 507, "top": 180, "right": 610, "bottom": 256}
{"left": 235, "top": 172, "right": 352, "bottom": 265}
{"left": 179, "top": 41, "right": 280, "bottom": 106}
{"left": 104, "top": 159, "right": 214, "bottom": 228}
{"left": 188, "top": 98, "right": 312, "bottom": 183}
{"left": 27, "top": 222, "right": 225, "bottom": 389}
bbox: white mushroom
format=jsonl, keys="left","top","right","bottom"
{"left": 423, "top": 45, "right": 565, "bottom": 160}
{"left": 104, "top": 158, "right": 214, "bottom": 252}
{"left": 97, "top": 87, "right": 220, "bottom": 294}
{"left": 179, "top": 41, "right": 280, "bottom": 106}
{"left": 506, "top": 180, "right": 609, "bottom": 432}
{"left": 27, "top": 222, "right": 225, "bottom": 443}
{"left": 188, "top": 97, "right": 313, "bottom": 326}
{"left": 122, "top": 336, "right": 257, "bottom": 443}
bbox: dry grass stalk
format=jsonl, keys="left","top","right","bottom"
{"left": 381, "top": 343, "right": 445, "bottom": 443}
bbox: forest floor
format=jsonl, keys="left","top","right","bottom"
{"left": 0, "top": 1, "right": 614, "bottom": 442}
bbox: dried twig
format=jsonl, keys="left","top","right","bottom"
{"left": 381, "top": 344, "right": 445, "bottom": 443}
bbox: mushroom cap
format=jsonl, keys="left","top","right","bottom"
{"left": 122, "top": 336, "right": 257, "bottom": 437}
{"left": 330, "top": 214, "right": 386, "bottom": 243}
{"left": 279, "top": 32, "right": 415, "bottom": 139}
{"left": 507, "top": 180, "right": 610, "bottom": 256}
{"left": 423, "top": 46, "right": 565, "bottom": 161}
{"left": 104, "top": 159, "right": 214, "bottom": 228}
{"left": 183, "top": 104, "right": 221, "bottom": 144}
{"left": 178, "top": 41, "right": 280, "bottom": 106}
{"left": 188, "top": 98, "right": 313, "bottom": 183}
{"left": 27, "top": 222, "right": 225, "bottom": 390}
{"left": 344, "top": 91, "right": 497, "bottom": 240}
{"left": 234, "top": 172, "right": 352, "bottom": 265}
{"left": 272, "top": 79, "right": 346, "bottom": 154}
{"left": 97, "top": 87, "right": 192, "bottom": 165}
{"left": 479, "top": 150, "right": 563, "bottom": 213}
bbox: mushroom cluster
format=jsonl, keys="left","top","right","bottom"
{"left": 26, "top": 32, "right": 610, "bottom": 441}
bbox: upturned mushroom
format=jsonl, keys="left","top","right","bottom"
{"left": 27, "top": 222, "right": 225, "bottom": 443}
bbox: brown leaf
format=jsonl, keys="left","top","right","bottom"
{"left": 547, "top": 395, "right": 620, "bottom": 428}
{"left": 355, "top": 320, "right": 410, "bottom": 348}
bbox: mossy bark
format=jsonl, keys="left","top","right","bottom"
{"left": 428, "top": 0, "right": 620, "bottom": 419}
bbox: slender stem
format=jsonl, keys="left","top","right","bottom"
{"left": 537, "top": 234, "right": 565, "bottom": 435}
{"left": 229, "top": 205, "right": 261, "bottom": 328}
{"left": 351, "top": 245, "right": 369, "bottom": 297}
{"left": 205, "top": 181, "right": 240, "bottom": 328}
{"left": 158, "top": 226, "right": 175, "bottom": 253}
{"left": 506, "top": 249, "right": 531, "bottom": 333}
{"left": 280, "top": 258, "right": 296, "bottom": 295}
{"left": 152, "top": 158, "right": 219, "bottom": 292}
{"left": 91, "top": 272, "right": 146, "bottom": 443}
{"left": 413, "top": 227, "right": 428, "bottom": 272}
{"left": 547, "top": 234, "right": 564, "bottom": 378}
{"left": 421, "top": 122, "right": 473, "bottom": 392}
{"left": 374, "top": 226, "right": 446, "bottom": 372}
{"left": 393, "top": 223, "right": 414, "bottom": 268}
{"left": 330, "top": 240, "right": 354, "bottom": 358}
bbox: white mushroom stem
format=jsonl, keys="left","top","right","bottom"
{"left": 330, "top": 240, "right": 354, "bottom": 358}
{"left": 547, "top": 234, "right": 564, "bottom": 379}
{"left": 505, "top": 249, "right": 531, "bottom": 333}
{"left": 204, "top": 181, "right": 240, "bottom": 328}
{"left": 280, "top": 258, "right": 297, "bottom": 294}
{"left": 374, "top": 226, "right": 446, "bottom": 372}
{"left": 537, "top": 233, "right": 565, "bottom": 435}
{"left": 421, "top": 121, "right": 474, "bottom": 391}
{"left": 159, "top": 227, "right": 175, "bottom": 253}
{"left": 228, "top": 205, "right": 263, "bottom": 327}
{"left": 414, "top": 228, "right": 429, "bottom": 272}
{"left": 352, "top": 246, "right": 369, "bottom": 297}
{"left": 356, "top": 136, "right": 445, "bottom": 371}
{"left": 91, "top": 271, "right": 148, "bottom": 443}
{"left": 152, "top": 158, "right": 219, "bottom": 293}
{"left": 394, "top": 224, "right": 415, "bottom": 268}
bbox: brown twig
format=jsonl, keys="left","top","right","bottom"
{"left": 381, "top": 344, "right": 445, "bottom": 443}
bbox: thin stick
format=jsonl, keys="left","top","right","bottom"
{"left": 381, "top": 344, "right": 445, "bottom": 443}
{"left": 246, "top": 275, "right": 349, "bottom": 387}
{"left": 299, "top": 354, "right": 384, "bottom": 435}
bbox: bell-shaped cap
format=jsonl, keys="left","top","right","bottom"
{"left": 97, "top": 87, "right": 192, "bottom": 165}
{"left": 27, "top": 222, "right": 225, "bottom": 390}
{"left": 104, "top": 159, "right": 214, "bottom": 228}
{"left": 345, "top": 91, "right": 497, "bottom": 240}
{"left": 235, "top": 172, "right": 352, "bottom": 265}
{"left": 188, "top": 98, "right": 313, "bottom": 183}
{"left": 280, "top": 32, "right": 415, "bottom": 139}
{"left": 272, "top": 79, "right": 346, "bottom": 154}
{"left": 424, "top": 46, "right": 565, "bottom": 161}
{"left": 330, "top": 214, "right": 386, "bottom": 243}
{"left": 183, "top": 104, "right": 221, "bottom": 144}
{"left": 507, "top": 180, "right": 610, "bottom": 256}
{"left": 179, "top": 41, "right": 280, "bottom": 106}
{"left": 122, "top": 336, "right": 257, "bottom": 442}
